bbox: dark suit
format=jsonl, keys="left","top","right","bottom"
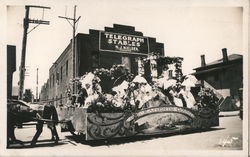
{"left": 78, "top": 88, "right": 88, "bottom": 107}
{"left": 31, "top": 104, "right": 59, "bottom": 146}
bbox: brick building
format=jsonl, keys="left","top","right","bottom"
{"left": 40, "top": 24, "right": 164, "bottom": 106}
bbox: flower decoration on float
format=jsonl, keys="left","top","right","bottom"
{"left": 196, "top": 88, "right": 219, "bottom": 109}
{"left": 65, "top": 53, "right": 219, "bottom": 113}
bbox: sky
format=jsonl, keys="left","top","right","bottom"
{"left": 6, "top": 0, "right": 243, "bottom": 96}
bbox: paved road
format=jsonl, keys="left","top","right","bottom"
{"left": 7, "top": 115, "right": 243, "bottom": 155}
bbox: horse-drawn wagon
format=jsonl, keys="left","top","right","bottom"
{"left": 57, "top": 54, "right": 220, "bottom": 141}
{"left": 58, "top": 105, "right": 219, "bottom": 141}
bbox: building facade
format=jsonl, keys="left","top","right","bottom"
{"left": 39, "top": 80, "right": 49, "bottom": 102}
{"left": 40, "top": 24, "right": 164, "bottom": 106}
{"left": 7, "top": 45, "right": 16, "bottom": 99}
{"left": 193, "top": 48, "right": 243, "bottom": 101}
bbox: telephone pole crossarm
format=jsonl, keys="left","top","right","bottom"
{"left": 26, "top": 5, "right": 51, "bottom": 9}
{"left": 58, "top": 16, "right": 75, "bottom": 21}
{"left": 28, "top": 19, "right": 50, "bottom": 25}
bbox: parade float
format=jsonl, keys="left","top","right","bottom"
{"left": 57, "top": 53, "right": 220, "bottom": 141}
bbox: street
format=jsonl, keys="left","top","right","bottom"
{"left": 8, "top": 115, "right": 242, "bottom": 152}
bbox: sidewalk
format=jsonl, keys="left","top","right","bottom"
{"left": 219, "top": 110, "right": 239, "bottom": 117}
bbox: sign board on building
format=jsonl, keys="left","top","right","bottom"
{"left": 99, "top": 31, "right": 149, "bottom": 55}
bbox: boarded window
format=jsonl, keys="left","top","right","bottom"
{"left": 61, "top": 66, "right": 63, "bottom": 81}
{"left": 50, "top": 76, "right": 52, "bottom": 88}
{"left": 92, "top": 51, "right": 100, "bottom": 68}
{"left": 52, "top": 74, "right": 55, "bottom": 87}
{"left": 66, "top": 60, "right": 68, "bottom": 76}
{"left": 56, "top": 72, "right": 59, "bottom": 85}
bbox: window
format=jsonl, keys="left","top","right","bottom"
{"left": 50, "top": 76, "right": 51, "bottom": 88}
{"left": 52, "top": 74, "right": 55, "bottom": 87}
{"left": 66, "top": 60, "right": 68, "bottom": 76}
{"left": 121, "top": 56, "right": 131, "bottom": 72}
{"left": 61, "top": 66, "right": 63, "bottom": 81}
{"left": 56, "top": 72, "right": 59, "bottom": 85}
{"left": 91, "top": 51, "right": 100, "bottom": 68}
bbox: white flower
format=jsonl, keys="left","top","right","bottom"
{"left": 132, "top": 75, "right": 148, "bottom": 84}
{"left": 112, "top": 80, "right": 129, "bottom": 96}
{"left": 182, "top": 75, "right": 197, "bottom": 88}
{"left": 140, "top": 84, "right": 152, "bottom": 93}
{"left": 104, "top": 94, "right": 113, "bottom": 101}
{"left": 173, "top": 97, "right": 183, "bottom": 107}
{"left": 163, "top": 79, "right": 177, "bottom": 89}
{"left": 112, "top": 98, "right": 124, "bottom": 107}
{"left": 84, "top": 94, "right": 99, "bottom": 107}
{"left": 156, "top": 77, "right": 165, "bottom": 88}
{"left": 80, "top": 72, "right": 95, "bottom": 85}
{"left": 168, "top": 64, "right": 175, "bottom": 71}
{"left": 130, "top": 82, "right": 135, "bottom": 87}
{"left": 96, "top": 102, "right": 103, "bottom": 106}
{"left": 179, "top": 88, "right": 196, "bottom": 108}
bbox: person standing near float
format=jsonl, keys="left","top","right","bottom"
{"left": 31, "top": 101, "right": 59, "bottom": 146}
{"left": 76, "top": 83, "right": 88, "bottom": 107}
{"left": 47, "top": 102, "right": 59, "bottom": 142}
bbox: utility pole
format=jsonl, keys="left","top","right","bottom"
{"left": 59, "top": 5, "right": 81, "bottom": 94}
{"left": 18, "top": 5, "right": 50, "bottom": 100}
{"left": 36, "top": 68, "right": 39, "bottom": 103}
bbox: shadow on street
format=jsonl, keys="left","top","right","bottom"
{"left": 65, "top": 127, "right": 226, "bottom": 147}
{"left": 7, "top": 139, "right": 67, "bottom": 149}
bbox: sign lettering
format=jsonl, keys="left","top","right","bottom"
{"left": 99, "top": 31, "right": 149, "bottom": 54}
{"left": 126, "top": 107, "right": 196, "bottom": 122}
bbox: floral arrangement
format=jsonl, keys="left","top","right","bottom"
{"left": 93, "top": 68, "right": 110, "bottom": 77}
{"left": 140, "top": 52, "right": 184, "bottom": 83}
{"left": 86, "top": 93, "right": 124, "bottom": 113}
{"left": 66, "top": 54, "right": 219, "bottom": 113}
{"left": 195, "top": 88, "right": 219, "bottom": 109}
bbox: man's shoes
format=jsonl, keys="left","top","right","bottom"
{"left": 15, "top": 140, "right": 24, "bottom": 146}
{"left": 30, "top": 143, "right": 35, "bottom": 146}
{"left": 30, "top": 141, "right": 36, "bottom": 147}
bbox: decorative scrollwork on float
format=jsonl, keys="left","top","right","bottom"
{"left": 87, "top": 113, "right": 125, "bottom": 126}
{"left": 197, "top": 107, "right": 219, "bottom": 119}
{"left": 191, "top": 107, "right": 219, "bottom": 129}
{"left": 87, "top": 112, "right": 136, "bottom": 140}
{"left": 86, "top": 106, "right": 219, "bottom": 140}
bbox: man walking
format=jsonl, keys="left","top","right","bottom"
{"left": 31, "top": 102, "right": 59, "bottom": 146}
